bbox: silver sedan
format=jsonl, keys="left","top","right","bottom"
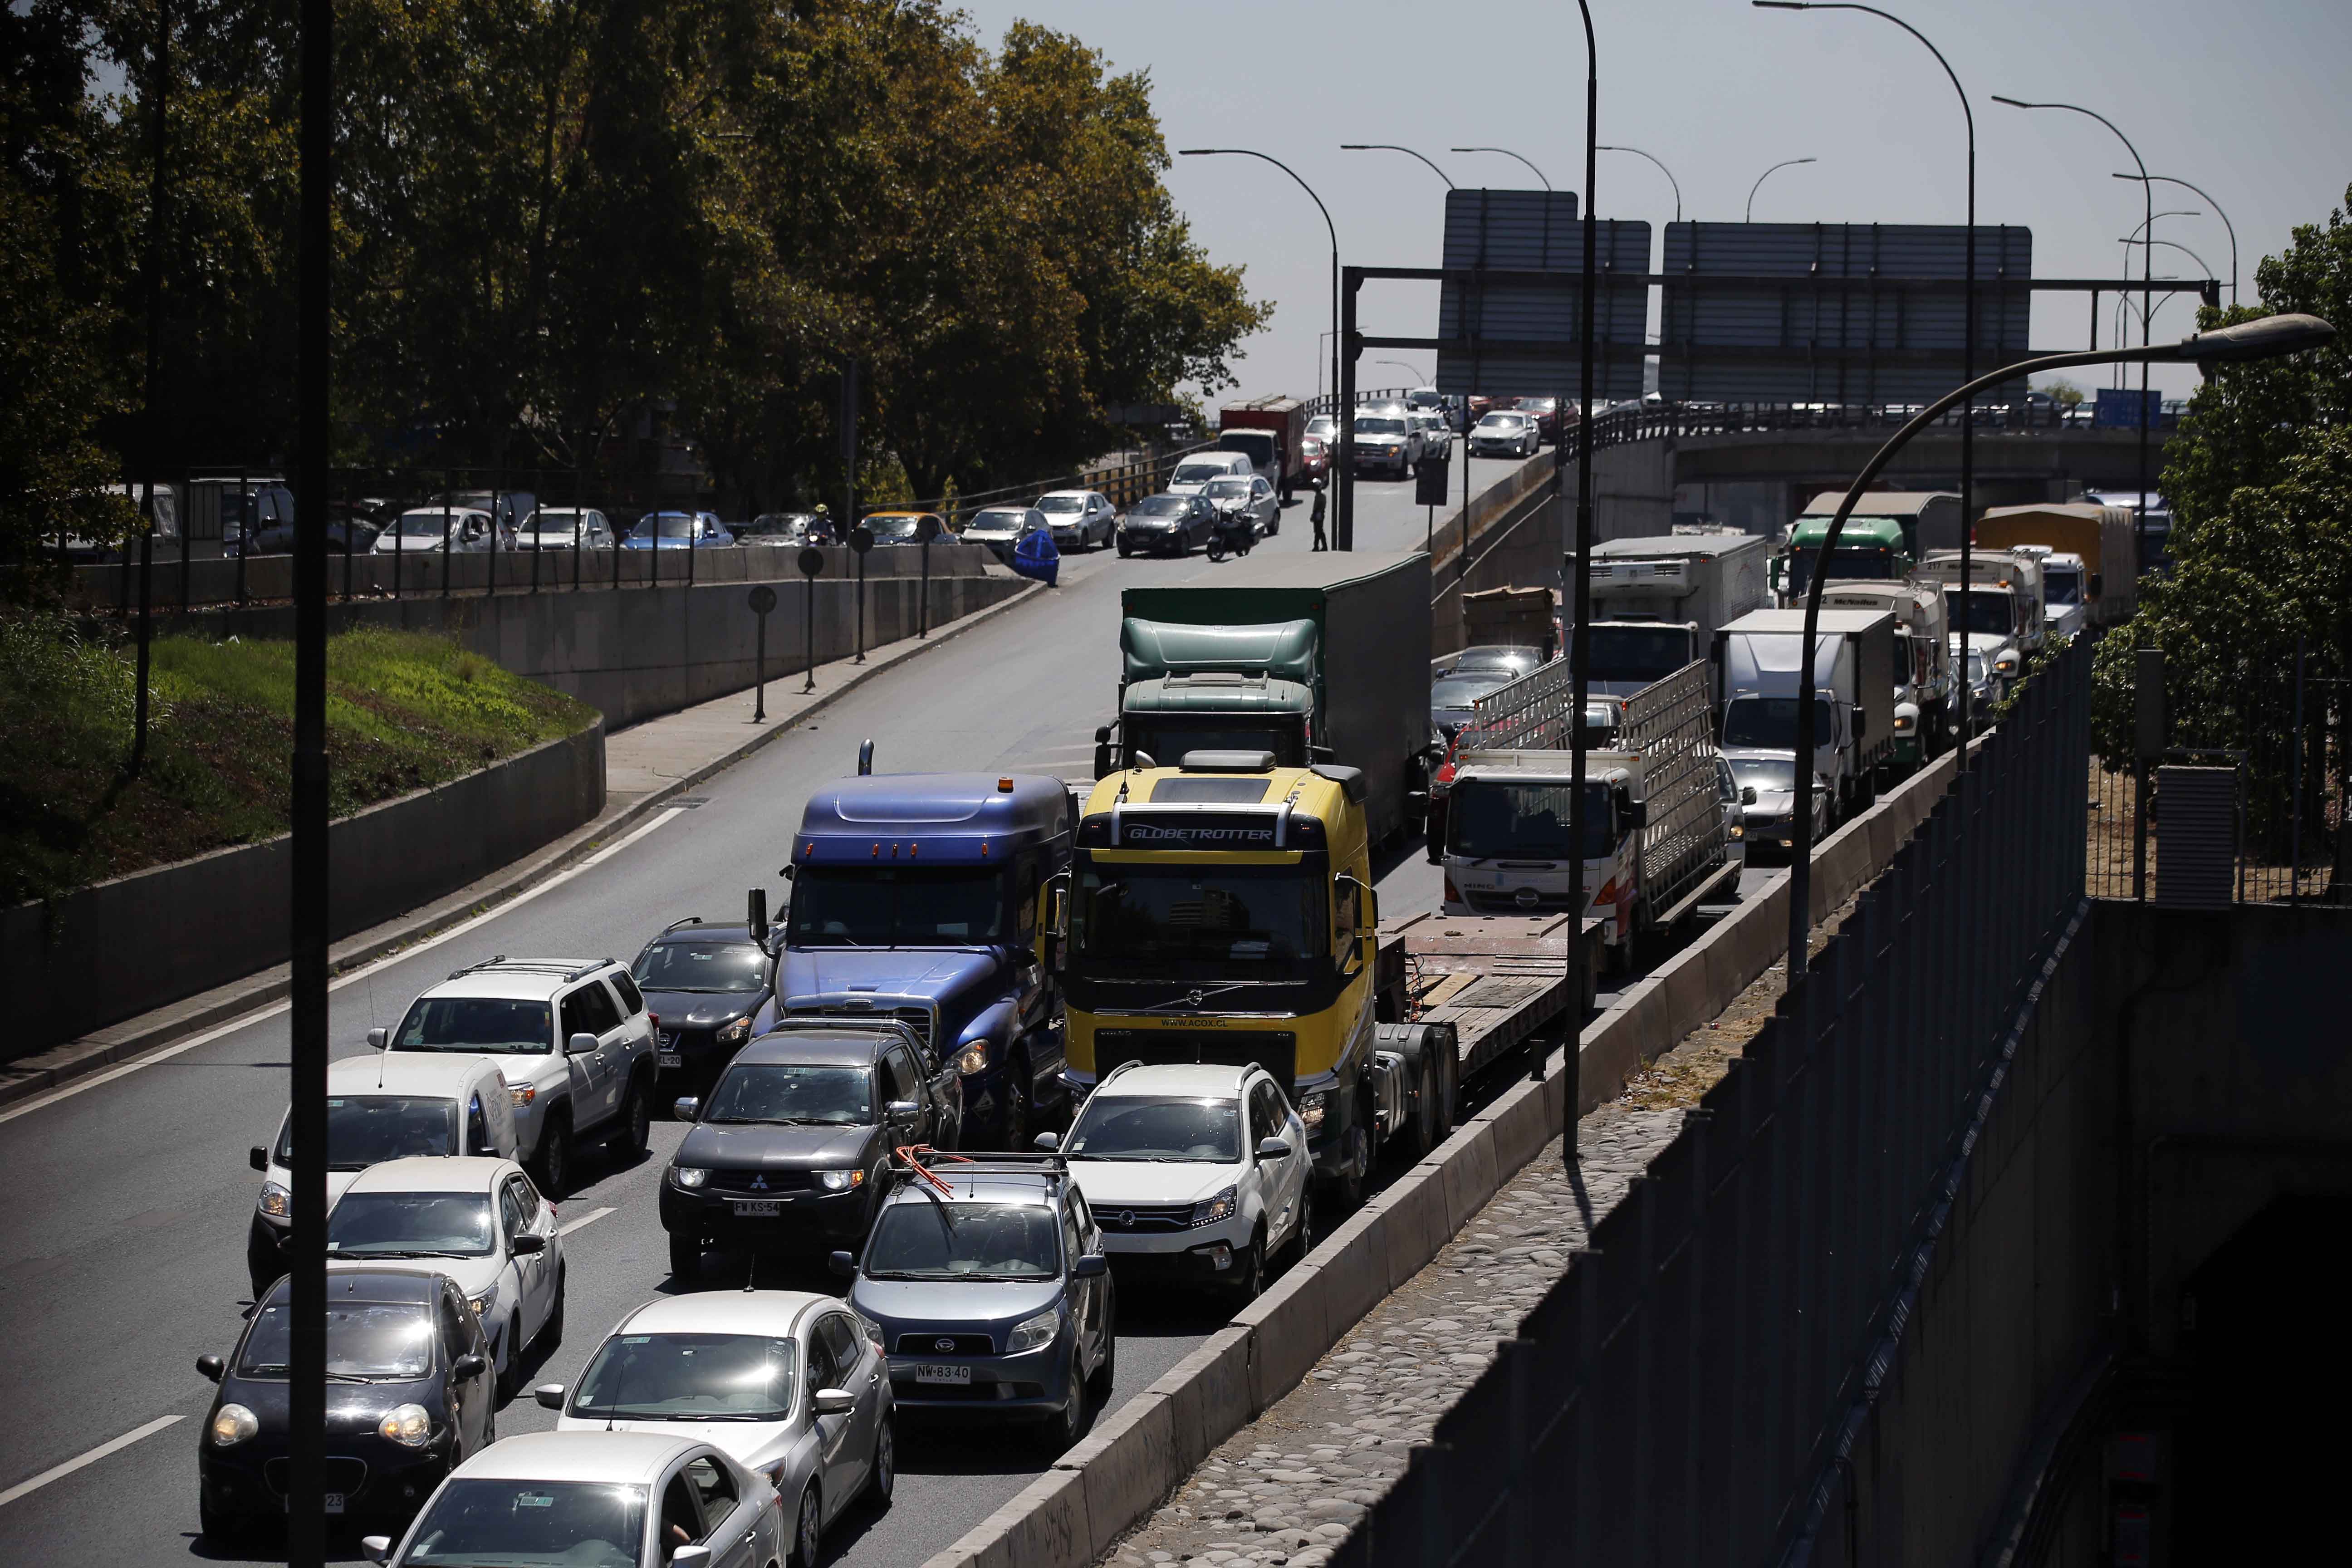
{"left": 1202, "top": 475, "right": 1280, "bottom": 537}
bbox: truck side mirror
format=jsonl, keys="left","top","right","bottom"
{"left": 2088, "top": 573, "right": 2104, "bottom": 598}
{"left": 1093, "top": 725, "right": 1113, "bottom": 780}
{"left": 1853, "top": 709, "right": 1867, "bottom": 739}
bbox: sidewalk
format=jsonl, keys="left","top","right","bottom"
{"left": 0, "top": 581, "right": 1043, "bottom": 1112}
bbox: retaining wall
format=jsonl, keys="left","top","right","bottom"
{"left": 5, "top": 723, "right": 604, "bottom": 1057}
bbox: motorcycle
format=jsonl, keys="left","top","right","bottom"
{"left": 1204, "top": 506, "right": 1256, "bottom": 563}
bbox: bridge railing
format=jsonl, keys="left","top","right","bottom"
{"left": 1332, "top": 639, "right": 2092, "bottom": 1568}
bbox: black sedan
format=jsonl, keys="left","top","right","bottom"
{"left": 196, "top": 1264, "right": 495, "bottom": 1547}
{"left": 630, "top": 917, "right": 776, "bottom": 1099}
{"left": 1431, "top": 668, "right": 1518, "bottom": 742}
{"left": 659, "top": 1022, "right": 961, "bottom": 1284}
{"left": 1117, "top": 492, "right": 1216, "bottom": 557}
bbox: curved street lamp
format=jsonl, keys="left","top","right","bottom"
{"left": 1179, "top": 148, "right": 1340, "bottom": 439}
{"left": 1784, "top": 313, "right": 2337, "bottom": 996}
{"left": 1597, "top": 144, "right": 1680, "bottom": 222}
{"left": 1340, "top": 143, "right": 1455, "bottom": 189}
{"left": 1450, "top": 146, "right": 1553, "bottom": 190}
{"left": 2117, "top": 172, "right": 2238, "bottom": 306}
{"left": 1742, "top": 156, "right": 1817, "bottom": 221}
{"left": 1374, "top": 359, "right": 1428, "bottom": 387}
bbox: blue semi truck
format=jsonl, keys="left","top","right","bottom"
{"left": 751, "top": 747, "right": 1076, "bottom": 1147}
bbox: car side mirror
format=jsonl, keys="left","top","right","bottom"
{"left": 813, "top": 1387, "right": 856, "bottom": 1415}
{"left": 1071, "top": 1254, "right": 1108, "bottom": 1279}
{"left": 509, "top": 1232, "right": 546, "bottom": 1255}
{"left": 197, "top": 1354, "right": 225, "bottom": 1382}
{"left": 886, "top": 1100, "right": 921, "bottom": 1122}
{"left": 452, "top": 1353, "right": 488, "bottom": 1382}
{"left": 360, "top": 1537, "right": 392, "bottom": 1565}
{"left": 1742, "top": 786, "right": 1758, "bottom": 806}
{"left": 828, "top": 1250, "right": 857, "bottom": 1279}
{"left": 249, "top": 1146, "right": 268, "bottom": 1173}
{"left": 1032, "top": 1131, "right": 1060, "bottom": 1152}
{"left": 567, "top": 1031, "right": 599, "bottom": 1055}
{"left": 1256, "top": 1137, "right": 1293, "bottom": 1161}
{"left": 366, "top": 1027, "right": 388, "bottom": 1050}
{"left": 533, "top": 1382, "right": 566, "bottom": 1410}
{"left": 673, "top": 1097, "right": 700, "bottom": 1121}
{"left": 671, "top": 1547, "right": 712, "bottom": 1568}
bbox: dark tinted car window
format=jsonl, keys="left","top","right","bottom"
{"left": 240, "top": 1299, "right": 433, "bottom": 1379}
{"left": 632, "top": 942, "right": 767, "bottom": 995}
{"left": 609, "top": 971, "right": 645, "bottom": 1014}
{"left": 276, "top": 1096, "right": 456, "bottom": 1167}
{"left": 397, "top": 998, "right": 550, "bottom": 1054}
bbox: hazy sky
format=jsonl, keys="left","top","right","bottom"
{"left": 960, "top": 0, "right": 2350, "bottom": 405}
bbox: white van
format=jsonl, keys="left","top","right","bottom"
{"left": 245, "top": 1052, "right": 519, "bottom": 1297}
{"left": 1165, "top": 451, "right": 1256, "bottom": 495}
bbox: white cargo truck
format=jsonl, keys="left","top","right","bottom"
{"left": 1441, "top": 661, "right": 1739, "bottom": 971}
{"left": 1712, "top": 609, "right": 1900, "bottom": 820}
{"left": 1582, "top": 534, "right": 1773, "bottom": 698}
{"left": 1820, "top": 581, "right": 1952, "bottom": 766}
{"left": 1916, "top": 549, "right": 2046, "bottom": 657}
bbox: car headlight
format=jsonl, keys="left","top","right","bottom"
{"left": 211, "top": 1404, "right": 259, "bottom": 1446}
{"left": 1729, "top": 823, "right": 1744, "bottom": 840}
{"left": 671, "top": 1165, "right": 709, "bottom": 1189}
{"left": 1005, "top": 1308, "right": 1060, "bottom": 1355}
{"left": 509, "top": 1083, "right": 535, "bottom": 1107}
{"left": 377, "top": 1404, "right": 432, "bottom": 1447}
{"left": 718, "top": 1016, "right": 752, "bottom": 1046}
{"left": 952, "top": 1042, "right": 990, "bottom": 1077}
{"left": 1994, "top": 655, "right": 2019, "bottom": 675}
{"left": 815, "top": 1168, "right": 866, "bottom": 1192}
{"left": 469, "top": 1282, "right": 499, "bottom": 1319}
{"left": 1191, "top": 1186, "right": 1239, "bottom": 1229}
{"left": 1892, "top": 710, "right": 1916, "bottom": 734}
{"left": 257, "top": 1181, "right": 289, "bottom": 1219}
{"left": 1298, "top": 1090, "right": 1328, "bottom": 1130}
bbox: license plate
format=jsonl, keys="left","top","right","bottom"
{"left": 731, "top": 1200, "right": 780, "bottom": 1217}
{"left": 323, "top": 1494, "right": 346, "bottom": 1515}
{"left": 913, "top": 1363, "right": 973, "bottom": 1386}
{"left": 658, "top": 1052, "right": 683, "bottom": 1068}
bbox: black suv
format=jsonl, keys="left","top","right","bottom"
{"left": 630, "top": 917, "right": 777, "bottom": 1099}
{"left": 659, "top": 1020, "right": 962, "bottom": 1283}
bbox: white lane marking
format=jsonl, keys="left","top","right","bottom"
{"left": 556, "top": 1205, "right": 616, "bottom": 1237}
{"left": 0, "top": 1414, "right": 185, "bottom": 1509}
{"left": 0, "top": 807, "right": 689, "bottom": 1128}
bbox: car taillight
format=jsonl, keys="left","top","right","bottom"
{"left": 647, "top": 1012, "right": 660, "bottom": 1032}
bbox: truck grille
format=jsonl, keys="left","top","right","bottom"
{"left": 1461, "top": 888, "right": 1583, "bottom": 915}
{"left": 1094, "top": 1203, "right": 1196, "bottom": 1234}
{"left": 1093, "top": 1030, "right": 1295, "bottom": 1092}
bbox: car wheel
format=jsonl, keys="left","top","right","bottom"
{"left": 1001, "top": 1056, "right": 1031, "bottom": 1150}
{"left": 1087, "top": 1314, "right": 1118, "bottom": 1402}
{"left": 1042, "top": 1373, "right": 1085, "bottom": 1453}
{"left": 618, "top": 1075, "right": 652, "bottom": 1156}
{"left": 790, "top": 1482, "right": 822, "bottom": 1568}
{"left": 537, "top": 1262, "right": 566, "bottom": 1350}
{"left": 1230, "top": 1231, "right": 1265, "bottom": 1303}
{"left": 1326, "top": 1122, "right": 1369, "bottom": 1214}
{"left": 495, "top": 1316, "right": 521, "bottom": 1401}
{"left": 532, "top": 1109, "right": 572, "bottom": 1196}
{"left": 1290, "top": 1183, "right": 1316, "bottom": 1264}
{"left": 1117, "top": 538, "right": 1132, "bottom": 558}
{"left": 668, "top": 1233, "right": 700, "bottom": 1287}
{"left": 866, "top": 1415, "right": 896, "bottom": 1508}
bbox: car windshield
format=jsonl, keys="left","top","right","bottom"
{"left": 274, "top": 1096, "right": 457, "bottom": 1169}
{"left": 864, "top": 515, "right": 921, "bottom": 538}
{"left": 633, "top": 941, "right": 767, "bottom": 995}
{"left": 862, "top": 1201, "right": 1061, "bottom": 1280}
{"left": 1205, "top": 479, "right": 1251, "bottom": 498}
{"left": 969, "top": 510, "right": 1026, "bottom": 531}
{"left": 1306, "top": 417, "right": 1338, "bottom": 439}
{"left": 1451, "top": 646, "right": 1540, "bottom": 674}
{"left": 394, "top": 512, "right": 470, "bottom": 536}
{"left": 2044, "top": 568, "right": 2082, "bottom": 606}
{"left": 633, "top": 514, "right": 700, "bottom": 539}
{"left": 1721, "top": 696, "right": 1835, "bottom": 750}
{"left": 1036, "top": 496, "right": 1085, "bottom": 514}
{"left": 1478, "top": 415, "right": 1524, "bottom": 430}
{"left": 1132, "top": 496, "right": 1187, "bottom": 518}
{"left": 786, "top": 866, "right": 1004, "bottom": 947}
{"left": 1431, "top": 673, "right": 1513, "bottom": 709}
{"left": 702, "top": 1062, "right": 873, "bottom": 1126}
{"left": 1586, "top": 625, "right": 1693, "bottom": 684}
{"left": 328, "top": 1193, "right": 496, "bottom": 1258}
{"left": 1952, "top": 591, "right": 2016, "bottom": 634}
{"left": 1171, "top": 463, "right": 1228, "bottom": 485}
{"left": 1519, "top": 399, "right": 1556, "bottom": 413}
{"left": 1067, "top": 1095, "right": 1240, "bottom": 1162}
{"left": 1732, "top": 757, "right": 1797, "bottom": 791}
{"left": 1447, "top": 779, "right": 1612, "bottom": 860}
{"left": 568, "top": 1333, "right": 798, "bottom": 1421}
{"left": 1354, "top": 417, "right": 1405, "bottom": 435}
{"left": 401, "top": 1479, "right": 648, "bottom": 1568}
{"left": 237, "top": 1300, "right": 434, "bottom": 1380}
{"left": 1073, "top": 860, "right": 1325, "bottom": 967}
{"left": 529, "top": 512, "right": 589, "bottom": 530}
{"left": 395, "top": 996, "right": 552, "bottom": 1054}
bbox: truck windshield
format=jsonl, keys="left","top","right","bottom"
{"left": 1721, "top": 696, "right": 1835, "bottom": 750}
{"left": 787, "top": 866, "right": 1005, "bottom": 947}
{"left": 1446, "top": 779, "right": 1612, "bottom": 861}
{"left": 2043, "top": 567, "right": 2082, "bottom": 606}
{"left": 1073, "top": 861, "right": 1326, "bottom": 969}
{"left": 1585, "top": 625, "right": 1693, "bottom": 684}
{"left": 1787, "top": 545, "right": 1896, "bottom": 595}
{"left": 1950, "top": 592, "right": 2015, "bottom": 635}
{"left": 1127, "top": 720, "right": 1301, "bottom": 768}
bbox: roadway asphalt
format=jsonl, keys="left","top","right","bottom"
{"left": 0, "top": 448, "right": 1759, "bottom": 1568}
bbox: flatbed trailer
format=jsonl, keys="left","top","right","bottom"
{"left": 1375, "top": 910, "right": 1602, "bottom": 1122}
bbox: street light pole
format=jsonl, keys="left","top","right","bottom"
{"left": 2117, "top": 172, "right": 2238, "bottom": 307}
{"left": 1180, "top": 149, "right": 1339, "bottom": 539}
{"left": 1374, "top": 359, "right": 1428, "bottom": 387}
{"left": 1781, "top": 314, "right": 2337, "bottom": 996}
{"left": 1994, "top": 96, "right": 2156, "bottom": 582}
{"left": 1340, "top": 143, "right": 1456, "bottom": 188}
{"left": 1742, "top": 156, "right": 1818, "bottom": 221}
{"left": 2127, "top": 235, "right": 2215, "bottom": 284}
{"left": 1596, "top": 144, "right": 1680, "bottom": 223}
{"left": 1451, "top": 146, "right": 1553, "bottom": 190}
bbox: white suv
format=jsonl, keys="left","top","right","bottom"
{"left": 378, "top": 958, "right": 658, "bottom": 1193}
{"left": 1046, "top": 1061, "right": 1311, "bottom": 1301}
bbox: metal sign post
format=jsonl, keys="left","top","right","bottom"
{"left": 917, "top": 514, "right": 943, "bottom": 637}
{"left": 797, "top": 547, "right": 824, "bottom": 693}
{"left": 849, "top": 524, "right": 874, "bottom": 662}
{"left": 748, "top": 583, "right": 777, "bottom": 722}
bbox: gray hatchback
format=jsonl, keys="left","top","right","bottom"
{"left": 831, "top": 1156, "right": 1115, "bottom": 1450}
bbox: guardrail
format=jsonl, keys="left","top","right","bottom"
{"left": 1328, "top": 640, "right": 2090, "bottom": 1568}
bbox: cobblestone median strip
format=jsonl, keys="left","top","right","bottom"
{"left": 1102, "top": 1107, "right": 1683, "bottom": 1568}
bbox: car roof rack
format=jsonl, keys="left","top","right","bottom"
{"left": 661, "top": 916, "right": 706, "bottom": 933}
{"left": 443, "top": 956, "right": 615, "bottom": 983}
{"left": 887, "top": 1144, "right": 1064, "bottom": 1196}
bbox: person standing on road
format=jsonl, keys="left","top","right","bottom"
{"left": 1310, "top": 485, "right": 1328, "bottom": 551}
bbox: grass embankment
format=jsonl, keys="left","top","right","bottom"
{"left": 0, "top": 618, "right": 598, "bottom": 906}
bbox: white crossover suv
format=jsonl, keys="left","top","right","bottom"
{"left": 1045, "top": 1060, "right": 1312, "bottom": 1300}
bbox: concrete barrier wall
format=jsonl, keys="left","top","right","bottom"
{"left": 4, "top": 723, "right": 604, "bottom": 1056}
{"left": 920, "top": 737, "right": 1967, "bottom": 1568}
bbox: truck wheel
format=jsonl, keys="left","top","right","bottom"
{"left": 1408, "top": 1054, "right": 1439, "bottom": 1161}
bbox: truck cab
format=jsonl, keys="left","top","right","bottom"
{"left": 1441, "top": 750, "right": 1639, "bottom": 937}
{"left": 1776, "top": 514, "right": 1912, "bottom": 604}
{"left": 1102, "top": 618, "right": 1319, "bottom": 773}
{"left": 765, "top": 768, "right": 1074, "bottom": 1148}
{"left": 1918, "top": 550, "right": 2044, "bottom": 660}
